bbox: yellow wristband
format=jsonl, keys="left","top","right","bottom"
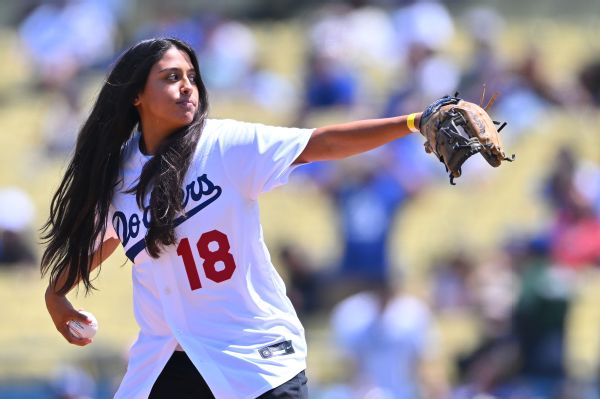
{"left": 406, "top": 113, "right": 419, "bottom": 133}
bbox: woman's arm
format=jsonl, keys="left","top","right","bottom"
{"left": 45, "top": 238, "right": 120, "bottom": 346}
{"left": 294, "top": 113, "right": 422, "bottom": 164}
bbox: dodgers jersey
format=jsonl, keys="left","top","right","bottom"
{"left": 104, "top": 119, "right": 313, "bottom": 399}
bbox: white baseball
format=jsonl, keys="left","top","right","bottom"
{"left": 67, "top": 311, "right": 98, "bottom": 339}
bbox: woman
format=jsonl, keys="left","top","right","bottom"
{"left": 41, "top": 38, "right": 422, "bottom": 399}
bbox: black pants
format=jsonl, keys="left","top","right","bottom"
{"left": 149, "top": 351, "right": 308, "bottom": 399}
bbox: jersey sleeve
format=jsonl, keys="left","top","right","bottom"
{"left": 216, "top": 119, "right": 313, "bottom": 200}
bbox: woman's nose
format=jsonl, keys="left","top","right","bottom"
{"left": 181, "top": 77, "right": 193, "bottom": 94}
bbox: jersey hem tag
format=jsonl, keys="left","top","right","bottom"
{"left": 258, "top": 340, "right": 295, "bottom": 359}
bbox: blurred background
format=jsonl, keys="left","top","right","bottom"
{"left": 1, "top": 0, "right": 600, "bottom": 398}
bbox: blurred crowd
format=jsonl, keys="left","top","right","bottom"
{"left": 2, "top": 0, "right": 600, "bottom": 398}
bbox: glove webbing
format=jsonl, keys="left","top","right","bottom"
{"left": 437, "top": 108, "right": 483, "bottom": 185}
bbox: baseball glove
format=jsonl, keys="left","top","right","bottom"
{"left": 419, "top": 93, "right": 514, "bottom": 184}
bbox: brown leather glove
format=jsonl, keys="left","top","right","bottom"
{"left": 419, "top": 94, "right": 514, "bottom": 184}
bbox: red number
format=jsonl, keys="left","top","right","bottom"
{"left": 197, "top": 230, "right": 237, "bottom": 283}
{"left": 176, "top": 230, "right": 237, "bottom": 290}
{"left": 177, "top": 238, "right": 202, "bottom": 290}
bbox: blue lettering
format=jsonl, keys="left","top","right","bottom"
{"left": 181, "top": 187, "right": 189, "bottom": 208}
{"left": 112, "top": 211, "right": 129, "bottom": 246}
{"left": 129, "top": 213, "right": 140, "bottom": 239}
{"left": 188, "top": 179, "right": 203, "bottom": 202}
{"left": 113, "top": 174, "right": 221, "bottom": 250}
{"left": 198, "top": 174, "right": 216, "bottom": 195}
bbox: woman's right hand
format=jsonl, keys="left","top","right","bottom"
{"left": 45, "top": 287, "right": 93, "bottom": 346}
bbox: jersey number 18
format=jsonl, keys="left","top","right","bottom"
{"left": 176, "top": 230, "right": 237, "bottom": 290}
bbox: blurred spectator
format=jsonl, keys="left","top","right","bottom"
{"left": 38, "top": 89, "right": 86, "bottom": 156}
{"left": 304, "top": 55, "right": 357, "bottom": 109}
{"left": 0, "top": 229, "right": 36, "bottom": 266}
{"left": 450, "top": 250, "right": 521, "bottom": 399}
{"left": 574, "top": 160, "right": 600, "bottom": 218}
{"left": 17, "top": 0, "right": 117, "bottom": 156}
{"left": 451, "top": 234, "right": 576, "bottom": 399}
{"left": 387, "top": 0, "right": 458, "bottom": 109}
{"left": 334, "top": 0, "right": 399, "bottom": 72}
{"left": 545, "top": 146, "right": 578, "bottom": 211}
{"left": 578, "top": 58, "right": 600, "bottom": 106}
{"left": 512, "top": 236, "right": 576, "bottom": 398}
{"left": 278, "top": 243, "right": 320, "bottom": 320}
{"left": 296, "top": 2, "right": 390, "bottom": 126}
{"left": 430, "top": 251, "right": 475, "bottom": 313}
{"left": 307, "top": 153, "right": 413, "bottom": 304}
{"left": 550, "top": 194, "right": 600, "bottom": 269}
{"left": 200, "top": 17, "right": 258, "bottom": 92}
{"left": 494, "top": 46, "right": 571, "bottom": 142}
{"left": 295, "top": 51, "right": 360, "bottom": 127}
{"left": 512, "top": 47, "right": 566, "bottom": 106}
{"left": 544, "top": 147, "right": 600, "bottom": 269}
{"left": 459, "top": 6, "right": 507, "bottom": 102}
{"left": 385, "top": 130, "right": 443, "bottom": 189}
{"left": 133, "top": 6, "right": 205, "bottom": 52}
{"left": 330, "top": 280, "right": 443, "bottom": 399}
{"left": 391, "top": 0, "right": 455, "bottom": 62}
{"left": 293, "top": 143, "right": 437, "bottom": 308}
{"left": 0, "top": 187, "right": 36, "bottom": 266}
{"left": 50, "top": 364, "right": 96, "bottom": 399}
{"left": 382, "top": 41, "right": 460, "bottom": 119}
{"left": 383, "top": 0, "right": 459, "bottom": 116}
{"left": 199, "top": 15, "right": 298, "bottom": 113}
{"left": 306, "top": 3, "right": 353, "bottom": 63}
{"left": 451, "top": 336, "right": 521, "bottom": 399}
{"left": 306, "top": 1, "right": 398, "bottom": 73}
{"left": 382, "top": 43, "right": 432, "bottom": 117}
{"left": 242, "top": 62, "right": 298, "bottom": 113}
{"left": 469, "top": 251, "right": 519, "bottom": 339}
{"left": 18, "top": 0, "right": 117, "bottom": 81}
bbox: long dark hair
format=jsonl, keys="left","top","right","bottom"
{"left": 41, "top": 38, "right": 209, "bottom": 294}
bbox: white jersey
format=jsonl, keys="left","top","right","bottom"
{"left": 104, "top": 119, "right": 313, "bottom": 399}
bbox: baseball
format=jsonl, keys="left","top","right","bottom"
{"left": 67, "top": 311, "right": 98, "bottom": 339}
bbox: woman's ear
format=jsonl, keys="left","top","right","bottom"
{"left": 133, "top": 95, "right": 141, "bottom": 106}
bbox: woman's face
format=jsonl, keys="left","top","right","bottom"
{"left": 134, "top": 47, "right": 200, "bottom": 134}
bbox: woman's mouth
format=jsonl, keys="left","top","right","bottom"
{"left": 177, "top": 99, "right": 196, "bottom": 110}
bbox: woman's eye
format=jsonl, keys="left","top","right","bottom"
{"left": 188, "top": 75, "right": 196, "bottom": 83}
{"left": 167, "top": 73, "right": 178, "bottom": 81}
